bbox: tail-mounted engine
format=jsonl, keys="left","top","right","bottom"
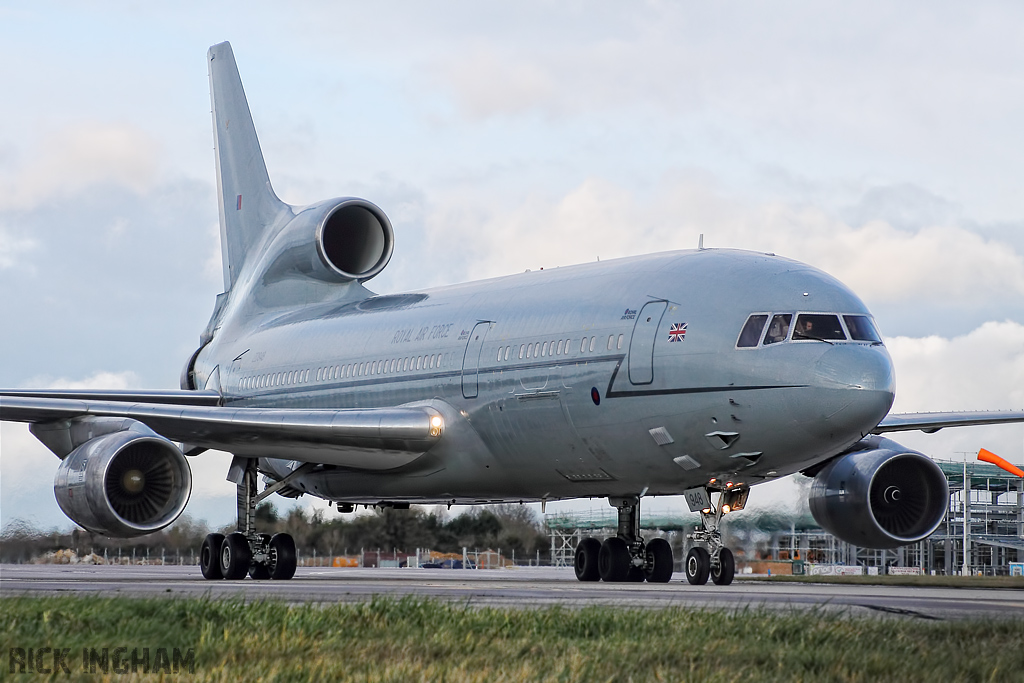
{"left": 808, "top": 436, "right": 949, "bottom": 549}
{"left": 315, "top": 199, "right": 394, "bottom": 282}
{"left": 52, "top": 421, "right": 192, "bottom": 537}
{"left": 254, "top": 197, "right": 395, "bottom": 289}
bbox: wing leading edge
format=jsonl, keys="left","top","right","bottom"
{"left": 873, "top": 410, "right": 1024, "bottom": 434}
{"left": 0, "top": 393, "right": 443, "bottom": 471}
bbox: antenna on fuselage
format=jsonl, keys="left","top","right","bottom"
{"left": 698, "top": 234, "right": 704, "bottom": 250}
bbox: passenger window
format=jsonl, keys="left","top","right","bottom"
{"left": 540, "top": 341, "right": 547, "bottom": 357}
{"left": 794, "top": 314, "right": 846, "bottom": 341}
{"left": 763, "top": 314, "right": 792, "bottom": 345}
{"left": 590, "top": 336, "right": 596, "bottom": 352}
{"left": 737, "top": 314, "right": 769, "bottom": 348}
{"left": 580, "top": 338, "right": 587, "bottom": 353}
{"left": 844, "top": 315, "right": 882, "bottom": 342}
{"left": 617, "top": 334, "right": 624, "bottom": 350}
{"left": 505, "top": 346, "right": 511, "bottom": 361}
{"left": 519, "top": 344, "right": 525, "bottom": 359}
{"left": 607, "top": 335, "right": 614, "bottom": 350}
{"left": 497, "top": 347, "right": 503, "bottom": 362}
{"left": 526, "top": 344, "right": 533, "bottom": 359}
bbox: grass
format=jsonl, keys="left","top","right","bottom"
{"left": 740, "top": 574, "right": 1024, "bottom": 589}
{"left": 2, "top": 595, "right": 1023, "bottom": 682}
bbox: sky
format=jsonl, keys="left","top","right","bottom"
{"left": 2, "top": 1, "right": 1024, "bottom": 533}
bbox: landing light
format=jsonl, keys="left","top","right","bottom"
{"left": 429, "top": 415, "right": 443, "bottom": 437}
{"left": 709, "top": 478, "right": 717, "bottom": 484}
{"left": 722, "top": 504, "right": 731, "bottom": 514}
{"left": 701, "top": 507, "right": 712, "bottom": 514}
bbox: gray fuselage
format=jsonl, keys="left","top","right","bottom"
{"left": 193, "top": 247, "right": 895, "bottom": 505}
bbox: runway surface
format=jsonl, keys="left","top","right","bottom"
{"left": 2, "top": 565, "right": 1022, "bottom": 620}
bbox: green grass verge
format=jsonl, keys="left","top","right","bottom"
{"left": 2, "top": 596, "right": 1023, "bottom": 682}
{"left": 739, "top": 574, "right": 1024, "bottom": 589}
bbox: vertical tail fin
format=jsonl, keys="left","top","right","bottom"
{"left": 208, "top": 42, "right": 289, "bottom": 291}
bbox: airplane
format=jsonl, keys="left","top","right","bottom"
{"left": 3, "top": 41, "right": 1024, "bottom": 585}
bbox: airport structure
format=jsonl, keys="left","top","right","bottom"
{"left": 547, "top": 460, "right": 1024, "bottom": 575}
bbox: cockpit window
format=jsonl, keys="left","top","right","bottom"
{"left": 844, "top": 315, "right": 882, "bottom": 342}
{"left": 793, "top": 314, "right": 846, "bottom": 341}
{"left": 737, "top": 314, "right": 769, "bottom": 347}
{"left": 762, "top": 314, "right": 792, "bottom": 345}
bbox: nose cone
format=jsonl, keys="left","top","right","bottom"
{"left": 805, "top": 344, "right": 895, "bottom": 438}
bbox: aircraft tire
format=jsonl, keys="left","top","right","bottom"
{"left": 598, "top": 537, "right": 630, "bottom": 582}
{"left": 200, "top": 533, "right": 225, "bottom": 580}
{"left": 711, "top": 547, "right": 735, "bottom": 586}
{"left": 644, "top": 538, "right": 674, "bottom": 583}
{"left": 269, "top": 533, "right": 297, "bottom": 580}
{"left": 684, "top": 547, "right": 710, "bottom": 585}
{"left": 574, "top": 537, "right": 601, "bottom": 582}
{"left": 248, "top": 563, "right": 271, "bottom": 580}
{"left": 220, "top": 532, "right": 252, "bottom": 580}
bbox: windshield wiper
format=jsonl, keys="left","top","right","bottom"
{"left": 793, "top": 332, "right": 834, "bottom": 345}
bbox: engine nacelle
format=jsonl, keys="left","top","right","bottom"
{"left": 315, "top": 198, "right": 394, "bottom": 282}
{"left": 808, "top": 437, "right": 949, "bottom": 549}
{"left": 54, "top": 429, "right": 192, "bottom": 537}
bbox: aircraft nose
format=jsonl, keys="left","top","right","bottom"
{"left": 807, "top": 344, "right": 895, "bottom": 436}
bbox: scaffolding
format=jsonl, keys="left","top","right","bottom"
{"left": 546, "top": 461, "right": 1024, "bottom": 574}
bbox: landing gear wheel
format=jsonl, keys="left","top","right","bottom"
{"left": 248, "top": 563, "right": 271, "bottom": 580}
{"left": 598, "top": 537, "right": 630, "bottom": 582}
{"left": 644, "top": 538, "right": 674, "bottom": 583}
{"left": 220, "top": 532, "right": 252, "bottom": 580}
{"left": 685, "top": 547, "right": 710, "bottom": 585}
{"left": 268, "top": 533, "right": 297, "bottom": 580}
{"left": 574, "top": 537, "right": 601, "bottom": 582}
{"left": 200, "top": 533, "right": 225, "bottom": 580}
{"left": 711, "top": 547, "right": 735, "bottom": 586}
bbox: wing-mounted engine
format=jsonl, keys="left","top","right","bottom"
{"left": 47, "top": 418, "right": 192, "bottom": 537}
{"left": 807, "top": 436, "right": 949, "bottom": 549}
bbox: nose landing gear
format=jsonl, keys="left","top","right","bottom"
{"left": 683, "top": 484, "right": 748, "bottom": 586}
{"left": 573, "top": 496, "right": 675, "bottom": 583}
{"left": 199, "top": 456, "right": 302, "bottom": 581}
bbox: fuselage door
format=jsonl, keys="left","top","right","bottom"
{"left": 461, "top": 321, "right": 493, "bottom": 399}
{"left": 628, "top": 301, "right": 667, "bottom": 385}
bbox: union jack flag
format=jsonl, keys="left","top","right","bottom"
{"left": 668, "top": 322, "right": 687, "bottom": 342}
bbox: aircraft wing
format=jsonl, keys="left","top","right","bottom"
{"left": 0, "top": 392, "right": 443, "bottom": 470}
{"left": 873, "top": 411, "right": 1024, "bottom": 434}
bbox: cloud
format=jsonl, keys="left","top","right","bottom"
{"left": 887, "top": 321, "right": 1024, "bottom": 412}
{"left": 0, "top": 226, "right": 36, "bottom": 270}
{"left": 435, "top": 47, "right": 557, "bottom": 120}
{"left": 882, "top": 321, "right": 1024, "bottom": 468}
{"left": 0, "top": 123, "right": 160, "bottom": 211}
{"left": 423, "top": 176, "right": 1024, "bottom": 310}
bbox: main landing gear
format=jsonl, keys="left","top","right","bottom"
{"left": 574, "top": 496, "right": 674, "bottom": 583}
{"left": 200, "top": 457, "right": 306, "bottom": 581}
{"left": 682, "top": 484, "right": 748, "bottom": 586}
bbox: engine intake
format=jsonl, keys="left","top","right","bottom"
{"left": 316, "top": 199, "right": 394, "bottom": 282}
{"left": 808, "top": 437, "right": 949, "bottom": 548}
{"left": 54, "top": 429, "right": 192, "bottom": 537}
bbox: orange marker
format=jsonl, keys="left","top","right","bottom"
{"left": 977, "top": 449, "right": 1024, "bottom": 478}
